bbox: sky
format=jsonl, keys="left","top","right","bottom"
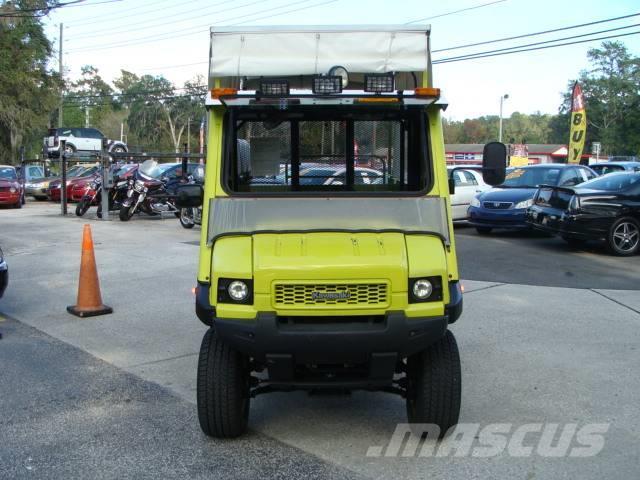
{"left": 43, "top": 0, "right": 640, "bottom": 120}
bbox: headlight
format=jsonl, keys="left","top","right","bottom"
{"left": 568, "top": 195, "right": 581, "bottom": 213}
{"left": 409, "top": 277, "right": 443, "bottom": 303}
{"left": 470, "top": 196, "right": 481, "bottom": 208}
{"left": 228, "top": 281, "right": 248, "bottom": 301}
{"left": 9, "top": 187, "right": 17, "bottom": 193}
{"left": 412, "top": 279, "right": 433, "bottom": 300}
{"left": 134, "top": 180, "right": 145, "bottom": 192}
{"left": 515, "top": 198, "right": 533, "bottom": 209}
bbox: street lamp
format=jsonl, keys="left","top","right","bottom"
{"left": 499, "top": 94, "right": 509, "bottom": 143}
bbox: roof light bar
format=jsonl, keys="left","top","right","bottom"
{"left": 259, "top": 79, "right": 290, "bottom": 97}
{"left": 312, "top": 75, "right": 343, "bottom": 95}
{"left": 414, "top": 87, "right": 441, "bottom": 98}
{"left": 211, "top": 88, "right": 238, "bottom": 99}
{"left": 364, "top": 73, "right": 395, "bottom": 93}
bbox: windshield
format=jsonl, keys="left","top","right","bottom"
{"left": 591, "top": 164, "right": 624, "bottom": 175}
{"left": 500, "top": 167, "right": 561, "bottom": 188}
{"left": 225, "top": 107, "right": 429, "bottom": 194}
{"left": 578, "top": 172, "right": 640, "bottom": 191}
{"left": 139, "top": 159, "right": 164, "bottom": 178}
{"left": 0, "top": 167, "right": 17, "bottom": 180}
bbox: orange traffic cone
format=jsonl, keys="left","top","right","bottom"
{"left": 67, "top": 224, "right": 113, "bottom": 318}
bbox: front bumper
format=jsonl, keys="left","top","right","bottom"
{"left": 194, "top": 281, "right": 462, "bottom": 365}
{"left": 0, "top": 192, "right": 20, "bottom": 205}
{"left": 467, "top": 206, "right": 530, "bottom": 229}
{"left": 26, "top": 186, "right": 49, "bottom": 198}
{"left": 216, "top": 311, "right": 448, "bottom": 365}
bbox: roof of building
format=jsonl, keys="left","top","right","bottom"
{"left": 445, "top": 144, "right": 568, "bottom": 155}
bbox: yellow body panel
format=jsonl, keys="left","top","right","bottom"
{"left": 199, "top": 104, "right": 458, "bottom": 321}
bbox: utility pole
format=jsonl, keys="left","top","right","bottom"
{"left": 85, "top": 106, "right": 90, "bottom": 127}
{"left": 58, "top": 23, "right": 63, "bottom": 128}
{"left": 499, "top": 93, "right": 509, "bottom": 143}
{"left": 187, "top": 118, "right": 191, "bottom": 153}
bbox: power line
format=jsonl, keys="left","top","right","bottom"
{"left": 433, "top": 22, "right": 640, "bottom": 63}
{"left": 65, "top": 0, "right": 335, "bottom": 52}
{"left": 63, "top": 0, "right": 189, "bottom": 26}
{"left": 0, "top": 0, "right": 122, "bottom": 17}
{"left": 229, "top": 0, "right": 335, "bottom": 25}
{"left": 67, "top": 0, "right": 253, "bottom": 39}
{"left": 404, "top": 0, "right": 507, "bottom": 24}
{"left": 433, "top": 11, "right": 640, "bottom": 53}
{"left": 433, "top": 29, "right": 640, "bottom": 64}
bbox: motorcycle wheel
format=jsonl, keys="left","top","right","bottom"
{"left": 75, "top": 198, "right": 91, "bottom": 217}
{"left": 180, "top": 208, "right": 195, "bottom": 229}
{"left": 119, "top": 204, "right": 135, "bottom": 221}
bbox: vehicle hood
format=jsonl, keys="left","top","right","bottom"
{"left": 28, "top": 176, "right": 54, "bottom": 185}
{"left": 0, "top": 179, "right": 19, "bottom": 188}
{"left": 478, "top": 187, "right": 537, "bottom": 203}
{"left": 252, "top": 232, "right": 409, "bottom": 295}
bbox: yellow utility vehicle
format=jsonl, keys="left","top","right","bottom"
{"left": 177, "top": 25, "right": 506, "bottom": 438}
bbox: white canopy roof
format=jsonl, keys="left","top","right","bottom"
{"left": 209, "top": 25, "right": 431, "bottom": 78}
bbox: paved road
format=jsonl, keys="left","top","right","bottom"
{"left": 1, "top": 203, "right": 639, "bottom": 479}
{"left": 0, "top": 316, "right": 357, "bottom": 480}
{"left": 455, "top": 223, "right": 640, "bottom": 289}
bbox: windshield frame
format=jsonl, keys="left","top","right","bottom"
{"left": 220, "top": 106, "right": 433, "bottom": 198}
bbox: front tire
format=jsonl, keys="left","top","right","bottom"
{"left": 119, "top": 204, "right": 135, "bottom": 221}
{"left": 406, "top": 330, "right": 461, "bottom": 438}
{"left": 180, "top": 208, "right": 195, "bottom": 229}
{"left": 75, "top": 198, "right": 91, "bottom": 217}
{"left": 607, "top": 217, "right": 640, "bottom": 256}
{"left": 197, "top": 329, "right": 250, "bottom": 438}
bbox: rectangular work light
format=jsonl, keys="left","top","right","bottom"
{"left": 312, "top": 75, "right": 343, "bottom": 95}
{"left": 364, "top": 73, "right": 395, "bottom": 93}
{"left": 259, "top": 79, "right": 290, "bottom": 97}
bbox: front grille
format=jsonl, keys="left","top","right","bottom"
{"left": 0, "top": 187, "right": 9, "bottom": 192}
{"left": 483, "top": 201, "right": 513, "bottom": 210}
{"left": 274, "top": 283, "right": 389, "bottom": 308}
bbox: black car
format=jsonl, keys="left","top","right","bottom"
{"left": 527, "top": 172, "right": 640, "bottom": 255}
{"left": 0, "top": 246, "right": 7, "bottom": 298}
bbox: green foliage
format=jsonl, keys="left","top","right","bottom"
{"left": 0, "top": 0, "right": 60, "bottom": 161}
{"left": 573, "top": 41, "right": 640, "bottom": 155}
{"left": 443, "top": 113, "right": 553, "bottom": 144}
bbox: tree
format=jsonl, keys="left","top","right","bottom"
{"left": 125, "top": 74, "right": 205, "bottom": 151}
{"left": 64, "top": 65, "right": 115, "bottom": 128}
{"left": 0, "top": 0, "right": 60, "bottom": 161}
{"left": 569, "top": 41, "right": 640, "bottom": 155}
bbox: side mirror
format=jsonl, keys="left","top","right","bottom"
{"left": 448, "top": 176, "right": 455, "bottom": 195}
{"left": 482, "top": 142, "right": 507, "bottom": 186}
{"left": 175, "top": 184, "right": 203, "bottom": 208}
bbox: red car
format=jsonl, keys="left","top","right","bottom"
{"left": 48, "top": 165, "right": 100, "bottom": 202}
{"left": 0, "top": 165, "right": 25, "bottom": 208}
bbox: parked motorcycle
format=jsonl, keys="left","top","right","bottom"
{"left": 75, "top": 175, "right": 130, "bottom": 218}
{"left": 119, "top": 159, "right": 180, "bottom": 221}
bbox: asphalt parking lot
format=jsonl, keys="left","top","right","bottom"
{"left": 1, "top": 202, "right": 639, "bottom": 479}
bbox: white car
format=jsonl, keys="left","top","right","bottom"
{"left": 447, "top": 166, "right": 490, "bottom": 220}
{"left": 44, "top": 127, "right": 128, "bottom": 158}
